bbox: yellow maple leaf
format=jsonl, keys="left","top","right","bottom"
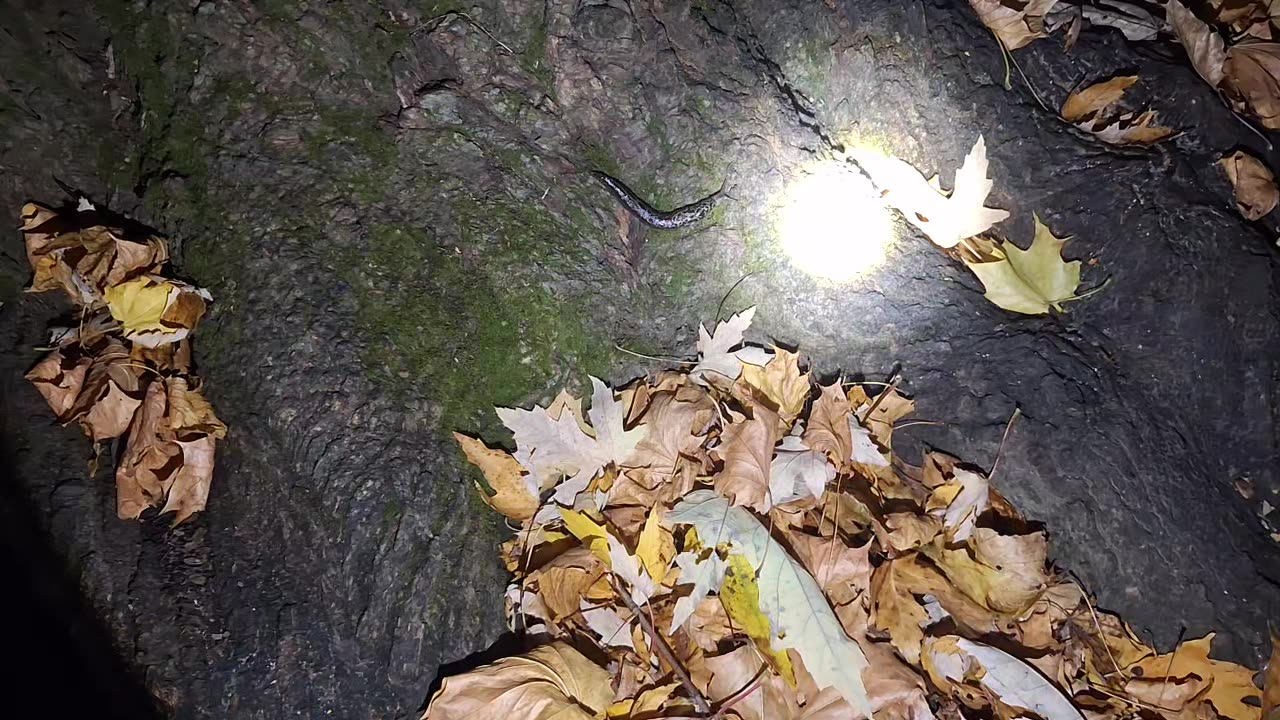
{"left": 104, "top": 277, "right": 174, "bottom": 333}
{"left": 739, "top": 347, "right": 811, "bottom": 424}
{"left": 963, "top": 215, "right": 1085, "bottom": 315}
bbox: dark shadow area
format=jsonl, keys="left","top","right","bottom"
{"left": 0, "top": 442, "right": 162, "bottom": 718}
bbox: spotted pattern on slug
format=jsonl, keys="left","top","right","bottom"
{"left": 593, "top": 171, "right": 723, "bottom": 229}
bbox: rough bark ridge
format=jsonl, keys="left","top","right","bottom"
{"left": 0, "top": 0, "right": 1277, "bottom": 717}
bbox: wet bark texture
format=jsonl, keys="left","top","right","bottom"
{"left": 1, "top": 0, "right": 1278, "bottom": 717}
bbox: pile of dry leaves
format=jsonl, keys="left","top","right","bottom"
{"left": 20, "top": 201, "right": 224, "bottom": 524}
{"left": 434, "top": 308, "right": 1276, "bottom": 720}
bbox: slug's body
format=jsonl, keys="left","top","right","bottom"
{"left": 593, "top": 171, "right": 723, "bottom": 229}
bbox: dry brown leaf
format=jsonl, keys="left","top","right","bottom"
{"left": 20, "top": 203, "right": 62, "bottom": 292}
{"left": 738, "top": 347, "right": 811, "bottom": 426}
{"left": 1061, "top": 76, "right": 1176, "bottom": 145}
{"left": 1062, "top": 76, "right": 1139, "bottom": 122}
{"left": 804, "top": 381, "right": 854, "bottom": 469}
{"left": 79, "top": 380, "right": 142, "bottom": 441}
{"left": 1220, "top": 150, "right": 1280, "bottom": 219}
{"left": 630, "top": 389, "right": 714, "bottom": 477}
{"left": 116, "top": 381, "right": 180, "bottom": 519}
{"left": 24, "top": 348, "right": 91, "bottom": 418}
{"left": 1169, "top": 0, "right": 1229, "bottom": 88}
{"left": 455, "top": 433, "right": 539, "bottom": 522}
{"left": 883, "top": 513, "right": 943, "bottom": 553}
{"left": 712, "top": 403, "right": 779, "bottom": 511}
{"left": 421, "top": 641, "right": 614, "bottom": 720}
{"left": 166, "top": 376, "right": 228, "bottom": 437}
{"left": 1224, "top": 43, "right": 1280, "bottom": 128}
{"left": 699, "top": 645, "right": 801, "bottom": 720}
{"left": 968, "top": 0, "right": 1060, "bottom": 50}
{"left": 788, "top": 533, "right": 873, "bottom": 606}
{"left": 872, "top": 557, "right": 932, "bottom": 665}
{"left": 159, "top": 434, "right": 216, "bottom": 525}
{"left": 921, "top": 531, "right": 1048, "bottom": 615}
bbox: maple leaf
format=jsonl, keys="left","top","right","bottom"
{"left": 498, "top": 377, "right": 643, "bottom": 502}
{"left": 668, "top": 549, "right": 726, "bottom": 633}
{"left": 853, "top": 136, "right": 1010, "bottom": 249}
{"left": 581, "top": 602, "right": 636, "bottom": 650}
{"left": 967, "top": 0, "right": 1060, "bottom": 50}
{"left": 738, "top": 347, "right": 811, "bottom": 424}
{"left": 159, "top": 434, "right": 217, "bottom": 525}
{"left": 420, "top": 642, "right": 613, "bottom": 720}
{"left": 926, "top": 466, "right": 990, "bottom": 544}
{"left": 1220, "top": 150, "right": 1280, "bottom": 219}
{"left": 767, "top": 432, "right": 835, "bottom": 509}
{"left": 1131, "top": 635, "right": 1263, "bottom": 720}
{"left": 963, "top": 215, "right": 1084, "bottom": 315}
{"left": 804, "top": 381, "right": 853, "bottom": 468}
{"left": 24, "top": 348, "right": 91, "bottom": 419}
{"left": 712, "top": 403, "right": 780, "bottom": 511}
{"left": 690, "top": 307, "right": 773, "bottom": 385}
{"left": 788, "top": 533, "right": 873, "bottom": 606}
{"left": 922, "top": 530, "right": 1049, "bottom": 615}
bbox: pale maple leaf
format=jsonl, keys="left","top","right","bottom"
{"left": 691, "top": 307, "right": 773, "bottom": 385}
{"left": 853, "top": 136, "right": 1010, "bottom": 248}
{"left": 581, "top": 602, "right": 635, "bottom": 650}
{"left": 497, "top": 376, "right": 643, "bottom": 503}
{"left": 766, "top": 432, "right": 835, "bottom": 509}
{"left": 668, "top": 549, "right": 727, "bottom": 633}
{"left": 849, "top": 421, "right": 890, "bottom": 467}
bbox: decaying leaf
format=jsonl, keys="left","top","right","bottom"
{"left": 968, "top": 0, "right": 1060, "bottom": 50}
{"left": 1061, "top": 75, "right": 1176, "bottom": 145}
{"left": 767, "top": 432, "right": 836, "bottom": 509}
{"left": 854, "top": 136, "right": 1010, "bottom": 249}
{"left": 963, "top": 215, "right": 1083, "bottom": 315}
{"left": 420, "top": 642, "right": 613, "bottom": 720}
{"left": 926, "top": 636, "right": 1086, "bottom": 720}
{"left": 713, "top": 402, "right": 780, "bottom": 511}
{"left": 1220, "top": 150, "right": 1280, "bottom": 220}
{"left": 1224, "top": 42, "right": 1280, "bottom": 129}
{"left": 669, "top": 490, "right": 874, "bottom": 716}
{"left": 1169, "top": 0, "right": 1228, "bottom": 88}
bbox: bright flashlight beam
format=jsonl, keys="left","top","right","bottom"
{"left": 777, "top": 162, "right": 894, "bottom": 282}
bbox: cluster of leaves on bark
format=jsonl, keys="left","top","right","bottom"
{"left": 20, "top": 201, "right": 224, "bottom": 524}
{"left": 435, "top": 309, "right": 1278, "bottom": 720}
{"left": 965, "top": 1, "right": 1280, "bottom": 229}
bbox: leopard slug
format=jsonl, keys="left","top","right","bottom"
{"left": 593, "top": 171, "right": 723, "bottom": 229}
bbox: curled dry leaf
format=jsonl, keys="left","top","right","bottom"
{"left": 1224, "top": 42, "right": 1280, "bottom": 129}
{"left": 925, "top": 636, "right": 1086, "bottom": 720}
{"left": 968, "top": 0, "right": 1060, "bottom": 50}
{"left": 420, "top": 642, "right": 614, "bottom": 720}
{"left": 1061, "top": 75, "right": 1175, "bottom": 145}
{"left": 1219, "top": 150, "right": 1280, "bottom": 220}
{"left": 455, "top": 433, "right": 539, "bottom": 521}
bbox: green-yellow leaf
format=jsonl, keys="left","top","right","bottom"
{"left": 964, "top": 215, "right": 1082, "bottom": 315}
{"left": 720, "top": 551, "right": 796, "bottom": 686}
{"left": 559, "top": 508, "right": 611, "bottom": 566}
